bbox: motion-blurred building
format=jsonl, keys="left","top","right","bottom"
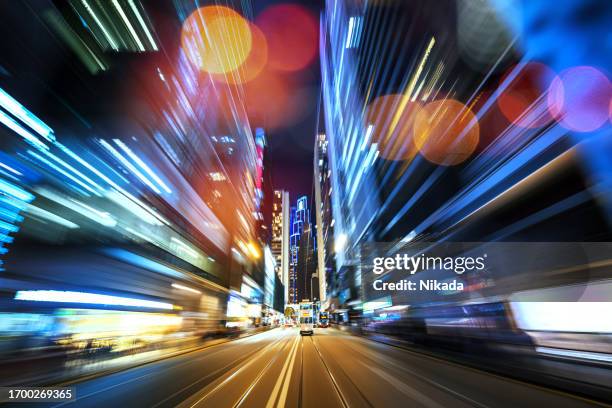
{"left": 296, "top": 222, "right": 318, "bottom": 302}
{"left": 313, "top": 133, "right": 336, "bottom": 306}
{"left": 271, "top": 190, "right": 290, "bottom": 305}
{"left": 320, "top": 0, "right": 612, "bottom": 325}
{"left": 0, "top": 0, "right": 273, "bottom": 348}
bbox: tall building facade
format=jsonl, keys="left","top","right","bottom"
{"left": 313, "top": 133, "right": 335, "bottom": 305}
{"left": 296, "top": 222, "right": 318, "bottom": 302}
{"left": 289, "top": 196, "right": 309, "bottom": 304}
{"left": 271, "top": 190, "right": 290, "bottom": 305}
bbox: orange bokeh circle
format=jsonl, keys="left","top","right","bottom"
{"left": 181, "top": 6, "right": 252, "bottom": 74}
{"left": 213, "top": 23, "right": 268, "bottom": 85}
{"left": 413, "top": 99, "right": 480, "bottom": 166}
{"left": 256, "top": 4, "right": 318, "bottom": 72}
{"left": 365, "top": 94, "right": 421, "bottom": 161}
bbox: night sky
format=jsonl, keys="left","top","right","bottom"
{"left": 261, "top": 0, "right": 323, "bottom": 202}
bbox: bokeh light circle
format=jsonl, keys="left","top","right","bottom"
{"left": 181, "top": 6, "right": 252, "bottom": 74}
{"left": 547, "top": 66, "right": 612, "bottom": 132}
{"left": 256, "top": 4, "right": 318, "bottom": 72}
{"left": 213, "top": 23, "right": 268, "bottom": 85}
{"left": 413, "top": 99, "right": 480, "bottom": 166}
{"left": 497, "top": 62, "right": 556, "bottom": 128}
{"left": 365, "top": 94, "right": 421, "bottom": 161}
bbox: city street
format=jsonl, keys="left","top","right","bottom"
{"left": 0, "top": 1, "right": 611, "bottom": 406}
{"left": 28, "top": 328, "right": 601, "bottom": 408}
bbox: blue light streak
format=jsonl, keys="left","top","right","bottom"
{"left": 0, "top": 87, "right": 55, "bottom": 141}
{"left": 14, "top": 290, "right": 174, "bottom": 310}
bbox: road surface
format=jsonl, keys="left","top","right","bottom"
{"left": 26, "top": 328, "right": 604, "bottom": 408}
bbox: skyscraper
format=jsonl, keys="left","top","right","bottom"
{"left": 296, "top": 222, "right": 318, "bottom": 302}
{"left": 289, "top": 196, "right": 309, "bottom": 304}
{"left": 313, "top": 133, "right": 335, "bottom": 304}
{"left": 271, "top": 190, "right": 290, "bottom": 305}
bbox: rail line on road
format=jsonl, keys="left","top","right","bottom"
{"left": 308, "top": 335, "right": 349, "bottom": 408}
{"left": 233, "top": 335, "right": 296, "bottom": 408}
{"left": 311, "top": 333, "right": 374, "bottom": 408}
{"left": 184, "top": 334, "right": 290, "bottom": 408}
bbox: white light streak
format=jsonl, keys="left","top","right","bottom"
{"left": 99, "top": 139, "right": 161, "bottom": 194}
{"left": 36, "top": 187, "right": 117, "bottom": 227}
{"left": 15, "top": 290, "right": 173, "bottom": 310}
{"left": 26, "top": 204, "right": 79, "bottom": 229}
{"left": 0, "top": 88, "right": 54, "bottom": 141}
{"left": 113, "top": 139, "right": 172, "bottom": 194}
{"left": 171, "top": 283, "right": 201, "bottom": 295}
{"left": 171, "top": 237, "right": 200, "bottom": 258}
{"left": 112, "top": 0, "right": 145, "bottom": 51}
{"left": 128, "top": 0, "right": 158, "bottom": 51}
{"left": 0, "top": 110, "right": 48, "bottom": 151}
{"left": 0, "top": 162, "right": 22, "bottom": 176}
{"left": 81, "top": 0, "right": 119, "bottom": 51}
{"left": 28, "top": 150, "right": 100, "bottom": 196}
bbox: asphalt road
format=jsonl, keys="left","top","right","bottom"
{"left": 23, "top": 328, "right": 605, "bottom": 408}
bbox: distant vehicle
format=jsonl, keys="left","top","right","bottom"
{"left": 318, "top": 312, "right": 329, "bottom": 328}
{"left": 299, "top": 301, "right": 314, "bottom": 335}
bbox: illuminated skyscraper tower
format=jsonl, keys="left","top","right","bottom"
{"left": 271, "top": 190, "right": 290, "bottom": 304}
{"left": 289, "top": 196, "right": 309, "bottom": 303}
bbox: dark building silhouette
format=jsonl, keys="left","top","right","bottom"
{"left": 296, "top": 223, "right": 319, "bottom": 302}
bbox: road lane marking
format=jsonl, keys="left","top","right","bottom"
{"left": 311, "top": 335, "right": 374, "bottom": 408}
{"left": 51, "top": 329, "right": 281, "bottom": 408}
{"left": 276, "top": 334, "right": 301, "bottom": 408}
{"left": 265, "top": 333, "right": 300, "bottom": 408}
{"left": 309, "top": 336, "right": 350, "bottom": 408}
{"left": 188, "top": 334, "right": 289, "bottom": 407}
{"left": 149, "top": 333, "right": 286, "bottom": 408}
{"left": 234, "top": 335, "right": 294, "bottom": 408}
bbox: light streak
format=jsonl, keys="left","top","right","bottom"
{"left": 0, "top": 87, "right": 54, "bottom": 141}
{"left": 361, "top": 124, "right": 374, "bottom": 151}
{"left": 105, "top": 190, "right": 162, "bottom": 225}
{"left": 112, "top": 0, "right": 145, "bottom": 51}
{"left": 0, "top": 110, "right": 48, "bottom": 151}
{"left": 36, "top": 187, "right": 117, "bottom": 227}
{"left": 56, "top": 143, "right": 169, "bottom": 225}
{"left": 40, "top": 149, "right": 105, "bottom": 194}
{"left": 99, "top": 139, "right": 161, "bottom": 194}
{"left": 510, "top": 301, "right": 612, "bottom": 333}
{"left": 25, "top": 204, "right": 79, "bottom": 229}
{"left": 0, "top": 162, "right": 22, "bottom": 176}
{"left": 81, "top": 0, "right": 119, "bottom": 51}
{"left": 28, "top": 150, "right": 100, "bottom": 196}
{"left": 55, "top": 142, "right": 121, "bottom": 189}
{"left": 113, "top": 139, "right": 172, "bottom": 194}
{"left": 0, "top": 178, "right": 34, "bottom": 202}
{"left": 386, "top": 37, "right": 436, "bottom": 142}
{"left": 345, "top": 16, "right": 355, "bottom": 49}
{"left": 171, "top": 283, "right": 201, "bottom": 295}
{"left": 171, "top": 236, "right": 200, "bottom": 258}
{"left": 535, "top": 347, "right": 612, "bottom": 363}
{"left": 128, "top": 0, "right": 158, "bottom": 50}
{"left": 15, "top": 290, "right": 174, "bottom": 310}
